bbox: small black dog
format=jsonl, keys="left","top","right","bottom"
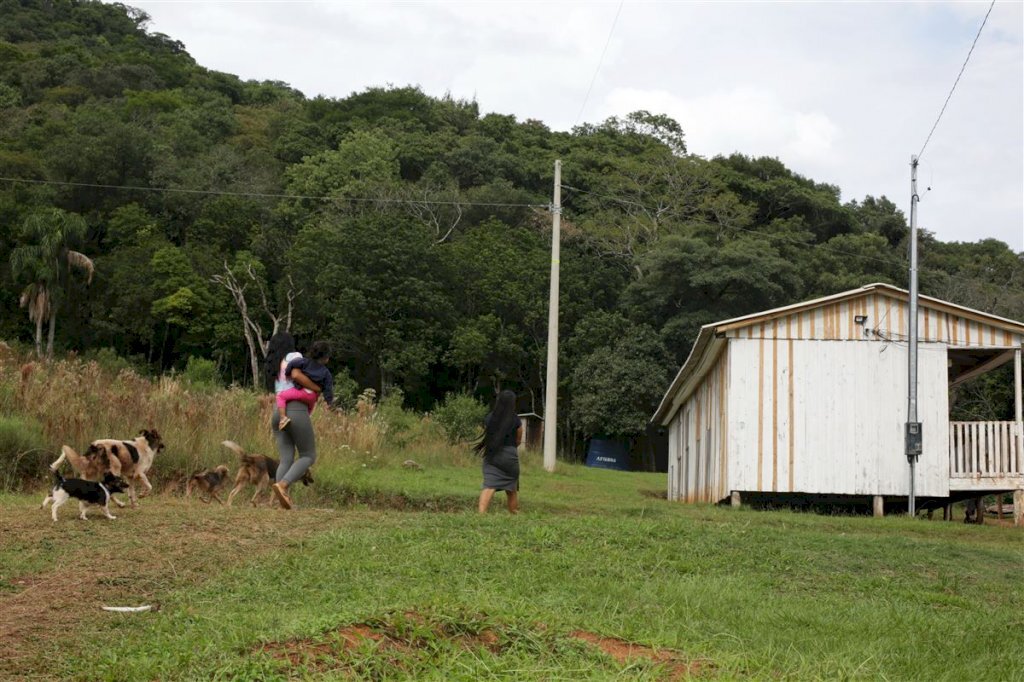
{"left": 41, "top": 471, "right": 128, "bottom": 522}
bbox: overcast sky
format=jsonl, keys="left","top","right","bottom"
{"left": 131, "top": 0, "right": 1023, "bottom": 252}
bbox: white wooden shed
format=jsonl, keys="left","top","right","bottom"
{"left": 652, "top": 283, "right": 1024, "bottom": 519}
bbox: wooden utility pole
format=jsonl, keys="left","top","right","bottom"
{"left": 543, "top": 160, "right": 562, "bottom": 472}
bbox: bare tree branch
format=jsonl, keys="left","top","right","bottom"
{"left": 213, "top": 261, "right": 303, "bottom": 387}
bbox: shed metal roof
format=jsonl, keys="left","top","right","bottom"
{"left": 652, "top": 283, "right": 1024, "bottom": 425}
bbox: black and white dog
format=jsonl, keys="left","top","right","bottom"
{"left": 41, "top": 471, "right": 128, "bottom": 522}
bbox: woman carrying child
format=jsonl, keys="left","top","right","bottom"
{"left": 265, "top": 337, "right": 334, "bottom": 510}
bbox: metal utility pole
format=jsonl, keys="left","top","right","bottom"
{"left": 906, "top": 155, "right": 922, "bottom": 516}
{"left": 543, "top": 160, "right": 562, "bottom": 473}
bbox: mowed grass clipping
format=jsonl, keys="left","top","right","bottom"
{"left": 2, "top": 468, "right": 1022, "bottom": 681}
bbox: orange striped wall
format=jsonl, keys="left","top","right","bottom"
{"left": 725, "top": 293, "right": 1023, "bottom": 347}
{"left": 667, "top": 346, "right": 729, "bottom": 503}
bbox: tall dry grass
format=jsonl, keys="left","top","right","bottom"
{"left": 0, "top": 344, "right": 473, "bottom": 491}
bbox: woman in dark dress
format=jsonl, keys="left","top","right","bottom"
{"left": 475, "top": 389, "right": 523, "bottom": 514}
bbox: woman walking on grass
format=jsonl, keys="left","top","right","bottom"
{"left": 264, "top": 336, "right": 333, "bottom": 510}
{"left": 476, "top": 389, "right": 523, "bottom": 514}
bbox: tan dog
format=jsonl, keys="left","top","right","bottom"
{"left": 50, "top": 429, "right": 164, "bottom": 508}
{"left": 185, "top": 465, "right": 231, "bottom": 504}
{"left": 221, "top": 440, "right": 313, "bottom": 507}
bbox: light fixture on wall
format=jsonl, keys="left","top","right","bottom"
{"left": 854, "top": 315, "right": 868, "bottom": 325}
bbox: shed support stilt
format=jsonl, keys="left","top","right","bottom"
{"left": 1014, "top": 490, "right": 1024, "bottom": 528}
{"left": 730, "top": 490, "right": 741, "bottom": 508}
{"left": 943, "top": 503, "right": 953, "bottom": 521}
{"left": 873, "top": 495, "right": 884, "bottom": 518}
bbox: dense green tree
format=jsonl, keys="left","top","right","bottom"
{"left": 0, "top": 0, "right": 1020, "bottom": 441}
{"left": 8, "top": 208, "right": 94, "bottom": 357}
{"left": 569, "top": 325, "right": 672, "bottom": 438}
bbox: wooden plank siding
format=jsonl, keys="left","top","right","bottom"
{"left": 727, "top": 338, "right": 950, "bottom": 497}
{"left": 657, "top": 285, "right": 1024, "bottom": 505}
{"left": 723, "top": 292, "right": 1024, "bottom": 348}
{"left": 667, "top": 347, "right": 729, "bottom": 503}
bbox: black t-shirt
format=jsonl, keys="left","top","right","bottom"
{"left": 484, "top": 413, "right": 521, "bottom": 447}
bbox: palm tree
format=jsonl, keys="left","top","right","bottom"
{"left": 9, "top": 208, "right": 94, "bottom": 358}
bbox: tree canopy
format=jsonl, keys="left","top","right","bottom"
{"left": 1, "top": 1, "right": 1021, "bottom": 448}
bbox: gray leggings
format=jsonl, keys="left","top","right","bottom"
{"left": 273, "top": 402, "right": 317, "bottom": 484}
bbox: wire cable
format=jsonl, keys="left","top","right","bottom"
{"left": 560, "top": 182, "right": 906, "bottom": 268}
{"left": 917, "top": 0, "right": 996, "bottom": 160}
{"left": 572, "top": 0, "right": 624, "bottom": 127}
{"left": 0, "top": 176, "right": 548, "bottom": 209}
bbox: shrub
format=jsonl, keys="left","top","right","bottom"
{"left": 83, "top": 347, "right": 138, "bottom": 376}
{"left": 183, "top": 356, "right": 221, "bottom": 388}
{"left": 377, "top": 389, "right": 421, "bottom": 449}
{"left": 332, "top": 370, "right": 359, "bottom": 410}
{"left": 0, "top": 415, "right": 51, "bottom": 491}
{"left": 433, "top": 393, "right": 487, "bottom": 444}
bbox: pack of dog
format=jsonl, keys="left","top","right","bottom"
{"left": 41, "top": 470, "right": 128, "bottom": 522}
{"left": 42, "top": 431, "right": 317, "bottom": 516}
{"left": 50, "top": 429, "right": 164, "bottom": 508}
{"left": 220, "top": 440, "right": 313, "bottom": 507}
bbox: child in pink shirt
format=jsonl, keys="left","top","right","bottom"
{"left": 276, "top": 351, "right": 317, "bottom": 430}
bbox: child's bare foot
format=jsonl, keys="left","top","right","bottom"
{"left": 278, "top": 415, "right": 291, "bottom": 431}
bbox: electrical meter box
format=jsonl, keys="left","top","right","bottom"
{"left": 905, "top": 422, "right": 923, "bottom": 460}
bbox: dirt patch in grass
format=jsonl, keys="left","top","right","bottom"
{"left": 259, "top": 612, "right": 704, "bottom": 678}
{"left": 260, "top": 610, "right": 501, "bottom": 666}
{"left": 0, "top": 497, "right": 334, "bottom": 678}
{"left": 569, "top": 629, "right": 709, "bottom": 679}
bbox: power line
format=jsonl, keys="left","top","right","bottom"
{"left": 0, "top": 176, "right": 547, "bottom": 209}
{"left": 917, "top": 0, "right": 996, "bottom": 160}
{"left": 572, "top": 0, "right": 624, "bottom": 127}
{"left": 560, "top": 182, "right": 906, "bottom": 268}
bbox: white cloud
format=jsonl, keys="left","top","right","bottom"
{"left": 601, "top": 87, "right": 840, "bottom": 165}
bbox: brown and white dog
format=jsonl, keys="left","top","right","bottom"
{"left": 221, "top": 440, "right": 313, "bottom": 507}
{"left": 185, "top": 465, "right": 231, "bottom": 504}
{"left": 50, "top": 429, "right": 164, "bottom": 507}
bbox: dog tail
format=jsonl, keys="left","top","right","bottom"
{"left": 222, "top": 440, "right": 262, "bottom": 466}
{"left": 51, "top": 468, "right": 64, "bottom": 487}
{"left": 50, "top": 446, "right": 74, "bottom": 472}
{"left": 221, "top": 440, "right": 245, "bottom": 458}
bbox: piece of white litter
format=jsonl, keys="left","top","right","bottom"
{"left": 101, "top": 605, "right": 157, "bottom": 613}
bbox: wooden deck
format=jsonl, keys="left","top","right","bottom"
{"left": 949, "top": 421, "right": 1024, "bottom": 492}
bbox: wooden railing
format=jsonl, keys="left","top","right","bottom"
{"left": 949, "top": 421, "right": 1023, "bottom": 478}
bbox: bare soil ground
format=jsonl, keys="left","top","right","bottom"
{"left": 0, "top": 496, "right": 333, "bottom": 677}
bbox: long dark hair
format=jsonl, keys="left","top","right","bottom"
{"left": 308, "top": 340, "right": 331, "bottom": 363}
{"left": 474, "top": 389, "right": 518, "bottom": 457}
{"left": 263, "top": 332, "right": 296, "bottom": 393}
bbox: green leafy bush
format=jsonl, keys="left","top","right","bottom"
{"left": 332, "top": 370, "right": 359, "bottom": 410}
{"left": 433, "top": 393, "right": 487, "bottom": 444}
{"left": 0, "top": 415, "right": 51, "bottom": 491}
{"left": 83, "top": 347, "right": 136, "bottom": 376}
{"left": 377, "top": 389, "right": 421, "bottom": 448}
{"left": 183, "top": 356, "right": 221, "bottom": 388}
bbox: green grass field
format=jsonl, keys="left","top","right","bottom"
{"left": 2, "top": 456, "right": 1022, "bottom": 681}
